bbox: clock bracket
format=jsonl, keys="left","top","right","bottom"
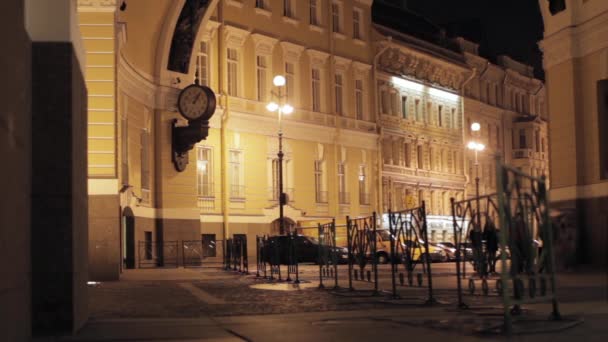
{"left": 171, "top": 118, "right": 210, "bottom": 172}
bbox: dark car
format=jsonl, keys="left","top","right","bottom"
{"left": 263, "top": 235, "right": 348, "bottom": 264}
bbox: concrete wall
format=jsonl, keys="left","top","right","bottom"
{"left": 89, "top": 195, "right": 120, "bottom": 280}
{"left": 0, "top": 0, "right": 31, "bottom": 339}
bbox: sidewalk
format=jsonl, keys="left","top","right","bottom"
{"left": 65, "top": 265, "right": 606, "bottom": 341}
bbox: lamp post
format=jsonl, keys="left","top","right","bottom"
{"left": 467, "top": 122, "right": 485, "bottom": 274}
{"left": 266, "top": 75, "right": 293, "bottom": 235}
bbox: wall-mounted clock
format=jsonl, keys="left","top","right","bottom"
{"left": 177, "top": 84, "right": 216, "bottom": 121}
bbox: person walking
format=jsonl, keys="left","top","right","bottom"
{"left": 484, "top": 220, "right": 499, "bottom": 273}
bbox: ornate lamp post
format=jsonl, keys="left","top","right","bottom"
{"left": 266, "top": 75, "right": 293, "bottom": 235}
{"left": 467, "top": 122, "right": 485, "bottom": 273}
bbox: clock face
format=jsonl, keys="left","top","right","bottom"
{"left": 177, "top": 85, "right": 209, "bottom": 120}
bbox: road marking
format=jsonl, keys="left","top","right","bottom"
{"left": 179, "top": 282, "right": 226, "bottom": 304}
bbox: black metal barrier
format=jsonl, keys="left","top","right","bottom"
{"left": 318, "top": 219, "right": 338, "bottom": 289}
{"left": 451, "top": 194, "right": 501, "bottom": 308}
{"left": 387, "top": 202, "right": 435, "bottom": 304}
{"left": 137, "top": 241, "right": 179, "bottom": 268}
{"left": 286, "top": 233, "right": 300, "bottom": 283}
{"left": 255, "top": 235, "right": 268, "bottom": 278}
{"left": 347, "top": 213, "right": 379, "bottom": 295}
{"left": 495, "top": 157, "right": 560, "bottom": 334}
{"left": 255, "top": 234, "right": 300, "bottom": 282}
{"left": 223, "top": 236, "right": 248, "bottom": 274}
{"left": 182, "top": 240, "right": 205, "bottom": 267}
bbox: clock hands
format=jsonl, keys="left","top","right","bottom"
{"left": 192, "top": 92, "right": 202, "bottom": 104}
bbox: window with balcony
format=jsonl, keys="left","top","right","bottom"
{"left": 312, "top": 68, "right": 321, "bottom": 112}
{"left": 355, "top": 79, "right": 363, "bottom": 120}
{"left": 519, "top": 129, "right": 527, "bottom": 149}
{"left": 335, "top": 74, "right": 343, "bottom": 115}
{"left": 227, "top": 48, "right": 238, "bottom": 96}
{"left": 256, "top": 55, "right": 267, "bottom": 102}
{"left": 197, "top": 146, "right": 213, "bottom": 197}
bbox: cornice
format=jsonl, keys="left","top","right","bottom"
{"left": 334, "top": 55, "right": 352, "bottom": 72}
{"left": 77, "top": 0, "right": 116, "bottom": 12}
{"left": 352, "top": 61, "right": 372, "bottom": 73}
{"left": 200, "top": 20, "right": 220, "bottom": 41}
{"left": 223, "top": 24, "right": 250, "bottom": 48}
{"left": 280, "top": 41, "right": 305, "bottom": 62}
{"left": 306, "top": 49, "right": 330, "bottom": 66}
{"left": 250, "top": 33, "right": 278, "bottom": 55}
{"left": 377, "top": 47, "right": 466, "bottom": 91}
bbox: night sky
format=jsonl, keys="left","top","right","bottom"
{"left": 394, "top": 0, "right": 546, "bottom": 79}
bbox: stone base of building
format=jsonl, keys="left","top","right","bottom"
{"left": 551, "top": 196, "right": 608, "bottom": 269}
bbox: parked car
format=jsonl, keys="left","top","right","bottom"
{"left": 263, "top": 235, "right": 348, "bottom": 264}
{"left": 373, "top": 230, "right": 447, "bottom": 263}
{"left": 433, "top": 242, "right": 457, "bottom": 261}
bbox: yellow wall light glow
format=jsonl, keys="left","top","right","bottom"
{"left": 429, "top": 88, "right": 459, "bottom": 102}
{"left": 391, "top": 76, "right": 424, "bottom": 92}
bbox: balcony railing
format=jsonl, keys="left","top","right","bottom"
{"left": 197, "top": 182, "right": 214, "bottom": 198}
{"left": 359, "top": 192, "right": 370, "bottom": 205}
{"left": 339, "top": 191, "right": 350, "bottom": 204}
{"left": 512, "top": 148, "right": 533, "bottom": 159}
{"left": 230, "top": 184, "right": 245, "bottom": 200}
{"left": 315, "top": 190, "right": 328, "bottom": 204}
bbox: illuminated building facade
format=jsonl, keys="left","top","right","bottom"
{"left": 69, "top": 0, "right": 550, "bottom": 279}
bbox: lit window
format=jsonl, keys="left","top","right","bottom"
{"left": 197, "top": 146, "right": 213, "bottom": 197}
{"left": 196, "top": 41, "right": 209, "bottom": 86}
{"left": 229, "top": 150, "right": 243, "bottom": 199}
{"left": 337, "top": 162, "right": 347, "bottom": 204}
{"left": 358, "top": 165, "right": 368, "bottom": 205}
{"left": 315, "top": 160, "right": 326, "bottom": 203}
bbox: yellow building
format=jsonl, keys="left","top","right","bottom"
{"left": 539, "top": 0, "right": 608, "bottom": 267}
{"left": 78, "top": 0, "right": 550, "bottom": 280}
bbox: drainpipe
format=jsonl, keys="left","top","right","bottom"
{"left": 373, "top": 37, "right": 391, "bottom": 214}
{"left": 328, "top": 1, "right": 340, "bottom": 218}
{"left": 218, "top": 2, "right": 230, "bottom": 248}
{"left": 460, "top": 68, "right": 477, "bottom": 199}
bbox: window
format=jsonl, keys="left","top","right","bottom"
{"left": 519, "top": 129, "right": 527, "bottom": 149}
{"left": 229, "top": 150, "right": 243, "bottom": 199}
{"left": 227, "top": 48, "right": 238, "bottom": 96}
{"left": 487, "top": 123, "right": 492, "bottom": 146}
{"left": 404, "top": 143, "right": 411, "bottom": 167}
{"left": 429, "top": 147, "right": 434, "bottom": 170}
{"left": 255, "top": 0, "right": 267, "bottom": 9}
{"left": 381, "top": 89, "right": 389, "bottom": 114}
{"left": 285, "top": 63, "right": 295, "bottom": 103}
{"left": 202, "top": 234, "right": 216, "bottom": 257}
{"left": 438, "top": 105, "right": 443, "bottom": 127}
{"left": 140, "top": 128, "right": 150, "bottom": 191}
{"left": 284, "top": 0, "right": 295, "bottom": 18}
{"left": 314, "top": 160, "right": 326, "bottom": 203}
{"left": 426, "top": 102, "right": 432, "bottom": 124}
{"left": 401, "top": 96, "right": 408, "bottom": 119}
{"left": 417, "top": 145, "right": 423, "bottom": 169}
{"left": 496, "top": 125, "right": 500, "bottom": 147}
{"left": 353, "top": 9, "right": 362, "bottom": 39}
{"left": 415, "top": 99, "right": 421, "bottom": 121}
{"left": 331, "top": 2, "right": 341, "bottom": 33}
{"left": 196, "top": 41, "right": 209, "bottom": 86}
{"left": 121, "top": 108, "right": 128, "bottom": 185}
{"left": 309, "top": 0, "right": 319, "bottom": 26}
{"left": 197, "top": 146, "right": 213, "bottom": 197}
{"left": 312, "top": 68, "right": 321, "bottom": 112}
{"left": 355, "top": 79, "right": 363, "bottom": 120}
{"left": 391, "top": 92, "right": 399, "bottom": 116}
{"left": 418, "top": 190, "right": 424, "bottom": 207}
{"left": 335, "top": 74, "right": 343, "bottom": 115}
{"left": 256, "top": 55, "right": 267, "bottom": 102}
{"left": 358, "top": 165, "right": 368, "bottom": 205}
{"left": 337, "top": 163, "right": 347, "bottom": 204}
{"left": 535, "top": 130, "right": 540, "bottom": 152}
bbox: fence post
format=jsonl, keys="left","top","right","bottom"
{"left": 389, "top": 210, "right": 398, "bottom": 298}
{"left": 346, "top": 216, "right": 353, "bottom": 291}
{"left": 372, "top": 212, "right": 379, "bottom": 295}
{"left": 332, "top": 218, "right": 338, "bottom": 289}
{"left": 421, "top": 201, "right": 436, "bottom": 305}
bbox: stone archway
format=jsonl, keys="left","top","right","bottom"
{"left": 270, "top": 217, "right": 296, "bottom": 236}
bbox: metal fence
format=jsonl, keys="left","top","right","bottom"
{"left": 451, "top": 194, "right": 501, "bottom": 308}
{"left": 182, "top": 240, "right": 205, "bottom": 267}
{"left": 318, "top": 219, "right": 339, "bottom": 289}
{"left": 224, "top": 236, "right": 248, "bottom": 274}
{"left": 387, "top": 201, "right": 435, "bottom": 304}
{"left": 346, "top": 213, "right": 379, "bottom": 294}
{"left": 137, "top": 241, "right": 179, "bottom": 268}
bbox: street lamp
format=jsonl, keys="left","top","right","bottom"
{"left": 267, "top": 75, "right": 292, "bottom": 235}
{"left": 467, "top": 122, "right": 485, "bottom": 242}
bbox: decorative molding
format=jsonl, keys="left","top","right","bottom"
{"left": 280, "top": 41, "right": 305, "bottom": 63}
{"left": 334, "top": 56, "right": 352, "bottom": 72}
{"left": 199, "top": 19, "right": 220, "bottom": 41}
{"left": 223, "top": 25, "right": 250, "bottom": 48}
{"left": 250, "top": 33, "right": 278, "bottom": 55}
{"left": 306, "top": 48, "right": 330, "bottom": 66}
{"left": 352, "top": 61, "right": 372, "bottom": 73}
{"left": 77, "top": 0, "right": 117, "bottom": 12}
{"left": 377, "top": 47, "right": 465, "bottom": 91}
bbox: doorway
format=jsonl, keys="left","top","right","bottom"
{"left": 122, "top": 207, "right": 135, "bottom": 269}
